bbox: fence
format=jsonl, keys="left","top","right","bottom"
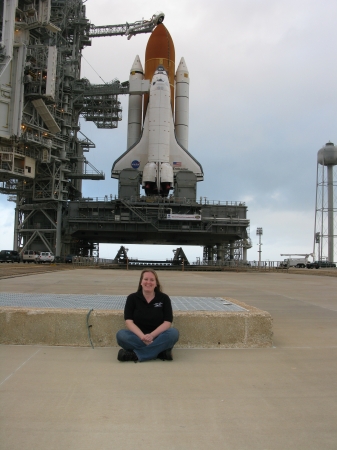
{"left": 66, "top": 257, "right": 292, "bottom": 272}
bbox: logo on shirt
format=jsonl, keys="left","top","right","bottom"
{"left": 154, "top": 302, "right": 163, "bottom": 308}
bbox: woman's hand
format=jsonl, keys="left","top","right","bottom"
{"left": 142, "top": 333, "right": 154, "bottom": 345}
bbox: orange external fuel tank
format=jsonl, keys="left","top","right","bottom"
{"left": 144, "top": 23, "right": 175, "bottom": 120}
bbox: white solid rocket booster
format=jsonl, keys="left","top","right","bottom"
{"left": 127, "top": 55, "right": 143, "bottom": 149}
{"left": 175, "top": 57, "right": 189, "bottom": 150}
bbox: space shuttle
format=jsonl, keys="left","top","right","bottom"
{"left": 111, "top": 24, "right": 203, "bottom": 197}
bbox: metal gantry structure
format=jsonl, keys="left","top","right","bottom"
{"left": 0, "top": 1, "right": 162, "bottom": 257}
{"left": 0, "top": 1, "right": 250, "bottom": 262}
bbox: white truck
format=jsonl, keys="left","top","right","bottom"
{"left": 279, "top": 257, "right": 308, "bottom": 268}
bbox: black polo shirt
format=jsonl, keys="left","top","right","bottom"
{"left": 124, "top": 291, "right": 173, "bottom": 334}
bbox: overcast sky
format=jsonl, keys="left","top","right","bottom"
{"left": 1, "top": 0, "right": 336, "bottom": 262}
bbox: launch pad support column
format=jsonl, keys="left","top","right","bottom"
{"left": 13, "top": 198, "right": 19, "bottom": 251}
{"left": 217, "top": 244, "right": 223, "bottom": 263}
{"left": 56, "top": 202, "right": 63, "bottom": 257}
{"left": 243, "top": 247, "right": 247, "bottom": 262}
{"left": 230, "top": 242, "right": 235, "bottom": 260}
{"left": 208, "top": 246, "right": 213, "bottom": 263}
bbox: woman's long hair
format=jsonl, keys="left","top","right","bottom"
{"left": 137, "top": 269, "right": 162, "bottom": 292}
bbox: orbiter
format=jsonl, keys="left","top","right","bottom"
{"left": 111, "top": 24, "right": 203, "bottom": 197}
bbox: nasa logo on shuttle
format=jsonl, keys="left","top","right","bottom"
{"left": 131, "top": 160, "right": 140, "bottom": 169}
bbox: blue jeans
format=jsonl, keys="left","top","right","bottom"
{"left": 116, "top": 328, "right": 179, "bottom": 362}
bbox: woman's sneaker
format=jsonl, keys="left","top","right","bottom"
{"left": 157, "top": 349, "right": 173, "bottom": 361}
{"left": 118, "top": 349, "right": 138, "bottom": 362}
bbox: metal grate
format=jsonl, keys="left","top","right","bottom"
{"left": 0, "top": 293, "right": 246, "bottom": 312}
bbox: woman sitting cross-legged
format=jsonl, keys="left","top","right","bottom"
{"left": 116, "top": 269, "right": 179, "bottom": 362}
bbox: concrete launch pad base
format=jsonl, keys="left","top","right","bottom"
{"left": 0, "top": 299, "right": 272, "bottom": 348}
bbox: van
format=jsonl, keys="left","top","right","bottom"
{"left": 0, "top": 250, "right": 21, "bottom": 263}
{"left": 37, "top": 252, "right": 55, "bottom": 263}
{"left": 22, "top": 250, "right": 40, "bottom": 263}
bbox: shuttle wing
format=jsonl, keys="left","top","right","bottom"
{"left": 111, "top": 112, "right": 150, "bottom": 178}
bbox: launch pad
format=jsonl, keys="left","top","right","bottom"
{"left": 0, "top": 3, "right": 251, "bottom": 262}
{"left": 64, "top": 196, "right": 249, "bottom": 261}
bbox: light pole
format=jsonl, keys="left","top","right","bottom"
{"left": 256, "top": 228, "right": 263, "bottom": 266}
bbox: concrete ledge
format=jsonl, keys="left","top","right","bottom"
{"left": 0, "top": 299, "right": 273, "bottom": 348}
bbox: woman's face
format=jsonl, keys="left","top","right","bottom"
{"left": 140, "top": 272, "right": 157, "bottom": 293}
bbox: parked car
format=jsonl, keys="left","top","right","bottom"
{"left": 306, "top": 260, "right": 336, "bottom": 269}
{"left": 22, "top": 250, "right": 40, "bottom": 263}
{"left": 0, "top": 250, "right": 21, "bottom": 263}
{"left": 65, "top": 254, "right": 75, "bottom": 263}
{"left": 37, "top": 252, "right": 55, "bottom": 263}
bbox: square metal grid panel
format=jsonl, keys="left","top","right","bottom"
{"left": 0, "top": 293, "right": 246, "bottom": 312}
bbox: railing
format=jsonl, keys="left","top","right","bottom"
{"left": 13, "top": 167, "right": 25, "bottom": 174}
{"left": 0, "top": 163, "right": 26, "bottom": 175}
{"left": 61, "top": 257, "right": 337, "bottom": 271}
{"left": 190, "top": 260, "right": 280, "bottom": 269}
{"left": 0, "top": 146, "right": 13, "bottom": 153}
{"left": 67, "top": 258, "right": 282, "bottom": 269}
{"left": 66, "top": 256, "right": 115, "bottom": 266}
{"left": 76, "top": 196, "right": 246, "bottom": 206}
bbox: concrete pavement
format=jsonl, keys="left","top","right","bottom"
{"left": 1, "top": 269, "right": 337, "bottom": 449}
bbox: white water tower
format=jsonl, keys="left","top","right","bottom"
{"left": 313, "top": 142, "right": 337, "bottom": 262}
